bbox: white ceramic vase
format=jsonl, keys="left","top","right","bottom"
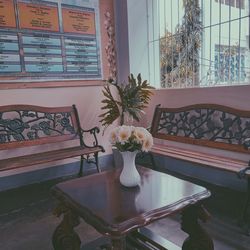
{"left": 119, "top": 151, "right": 140, "bottom": 187}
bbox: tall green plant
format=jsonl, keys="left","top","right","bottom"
{"left": 99, "top": 74, "right": 154, "bottom": 129}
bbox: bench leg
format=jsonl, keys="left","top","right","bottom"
{"left": 78, "top": 155, "right": 84, "bottom": 177}
{"left": 149, "top": 152, "right": 157, "bottom": 170}
{"left": 240, "top": 177, "right": 250, "bottom": 235}
{"left": 135, "top": 152, "right": 156, "bottom": 170}
{"left": 94, "top": 152, "right": 101, "bottom": 173}
{"left": 78, "top": 153, "right": 100, "bottom": 176}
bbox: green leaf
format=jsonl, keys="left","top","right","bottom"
{"left": 99, "top": 74, "right": 154, "bottom": 129}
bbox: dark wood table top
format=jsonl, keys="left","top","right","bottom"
{"left": 51, "top": 166, "right": 210, "bottom": 237}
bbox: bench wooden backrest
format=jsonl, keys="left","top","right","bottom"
{"left": 0, "top": 104, "right": 81, "bottom": 150}
{"left": 150, "top": 104, "right": 250, "bottom": 154}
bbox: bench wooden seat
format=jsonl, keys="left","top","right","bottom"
{"left": 0, "top": 104, "right": 104, "bottom": 176}
{"left": 151, "top": 143, "right": 248, "bottom": 174}
{"left": 0, "top": 146, "right": 103, "bottom": 171}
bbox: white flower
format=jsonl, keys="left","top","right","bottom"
{"left": 133, "top": 127, "right": 147, "bottom": 143}
{"left": 117, "top": 125, "right": 132, "bottom": 144}
{"left": 109, "top": 127, "right": 119, "bottom": 144}
{"left": 142, "top": 135, "right": 154, "bottom": 152}
{"left": 110, "top": 125, "right": 153, "bottom": 152}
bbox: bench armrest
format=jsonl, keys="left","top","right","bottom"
{"left": 238, "top": 165, "right": 250, "bottom": 179}
{"left": 80, "top": 127, "right": 105, "bottom": 152}
{"left": 238, "top": 139, "right": 250, "bottom": 178}
{"left": 243, "top": 138, "right": 250, "bottom": 150}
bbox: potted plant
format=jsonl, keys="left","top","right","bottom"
{"left": 99, "top": 73, "right": 154, "bottom": 129}
{"left": 99, "top": 73, "right": 154, "bottom": 172}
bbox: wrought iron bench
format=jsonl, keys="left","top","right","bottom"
{"left": 150, "top": 103, "right": 250, "bottom": 234}
{"left": 150, "top": 104, "right": 250, "bottom": 170}
{"left": 0, "top": 105, "right": 104, "bottom": 176}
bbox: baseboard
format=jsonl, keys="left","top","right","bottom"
{"left": 153, "top": 154, "right": 247, "bottom": 192}
{"left": 0, "top": 154, "right": 114, "bottom": 191}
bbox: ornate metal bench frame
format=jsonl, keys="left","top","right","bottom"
{"left": 151, "top": 104, "right": 250, "bottom": 153}
{"left": 0, "top": 104, "right": 104, "bottom": 176}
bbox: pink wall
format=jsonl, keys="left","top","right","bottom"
{"left": 141, "top": 84, "right": 250, "bottom": 162}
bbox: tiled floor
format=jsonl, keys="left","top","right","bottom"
{"left": 0, "top": 172, "right": 250, "bottom": 250}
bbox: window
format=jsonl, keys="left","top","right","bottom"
{"left": 137, "top": 0, "right": 249, "bottom": 88}
{"left": 221, "top": 0, "right": 245, "bottom": 9}
{"left": 214, "top": 44, "right": 246, "bottom": 82}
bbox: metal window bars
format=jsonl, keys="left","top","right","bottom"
{"left": 149, "top": 0, "right": 249, "bottom": 88}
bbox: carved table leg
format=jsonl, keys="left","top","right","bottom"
{"left": 181, "top": 204, "right": 214, "bottom": 250}
{"left": 52, "top": 203, "right": 81, "bottom": 250}
{"left": 240, "top": 177, "right": 250, "bottom": 235}
{"left": 110, "top": 237, "right": 126, "bottom": 250}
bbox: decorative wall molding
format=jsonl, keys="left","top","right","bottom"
{"left": 104, "top": 11, "right": 117, "bottom": 81}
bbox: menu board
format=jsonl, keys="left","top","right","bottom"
{"left": 22, "top": 34, "right": 63, "bottom": 73}
{"left": 62, "top": 5, "right": 96, "bottom": 35}
{"left": 0, "top": 0, "right": 16, "bottom": 28}
{"left": 0, "top": 0, "right": 101, "bottom": 81}
{"left": 64, "top": 37, "right": 98, "bottom": 74}
{"left": 0, "top": 33, "right": 21, "bottom": 72}
{"left": 18, "top": 1, "right": 60, "bottom": 32}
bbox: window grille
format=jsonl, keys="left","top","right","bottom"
{"left": 214, "top": 44, "right": 246, "bottom": 82}
{"left": 148, "top": 0, "right": 249, "bottom": 88}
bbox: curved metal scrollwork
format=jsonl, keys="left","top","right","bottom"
{"left": 0, "top": 110, "right": 75, "bottom": 143}
{"left": 158, "top": 108, "right": 250, "bottom": 145}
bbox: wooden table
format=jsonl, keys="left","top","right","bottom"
{"left": 51, "top": 166, "right": 214, "bottom": 250}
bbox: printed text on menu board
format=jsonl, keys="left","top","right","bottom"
{"left": 0, "top": 0, "right": 101, "bottom": 80}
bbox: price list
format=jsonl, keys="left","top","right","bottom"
{"left": 0, "top": 33, "right": 21, "bottom": 73}
{"left": 64, "top": 37, "right": 99, "bottom": 74}
{"left": 22, "top": 34, "right": 63, "bottom": 73}
{"left": 62, "top": 4, "right": 96, "bottom": 35}
{"left": 17, "top": 1, "right": 59, "bottom": 32}
{"left": 0, "top": 0, "right": 16, "bottom": 28}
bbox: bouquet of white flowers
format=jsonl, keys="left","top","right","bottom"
{"left": 109, "top": 125, "right": 153, "bottom": 152}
